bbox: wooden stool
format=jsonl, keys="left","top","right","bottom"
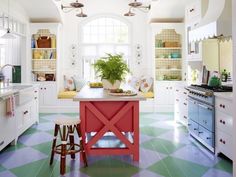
{"left": 49, "top": 117, "right": 88, "bottom": 175}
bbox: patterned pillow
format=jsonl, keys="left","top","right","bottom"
{"left": 72, "top": 75, "right": 86, "bottom": 92}
{"left": 64, "top": 75, "right": 75, "bottom": 91}
{"left": 140, "top": 76, "right": 153, "bottom": 93}
{"left": 127, "top": 76, "right": 141, "bottom": 91}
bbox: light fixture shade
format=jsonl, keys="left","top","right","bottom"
{"left": 124, "top": 11, "right": 135, "bottom": 16}
{"left": 1, "top": 29, "right": 16, "bottom": 39}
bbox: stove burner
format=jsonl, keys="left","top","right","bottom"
{"left": 191, "top": 84, "right": 233, "bottom": 92}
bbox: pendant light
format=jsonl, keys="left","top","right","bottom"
{"left": 1, "top": 0, "right": 16, "bottom": 39}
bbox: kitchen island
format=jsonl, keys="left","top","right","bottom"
{"left": 73, "top": 86, "right": 145, "bottom": 161}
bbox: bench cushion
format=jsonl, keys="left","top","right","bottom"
{"left": 140, "top": 91, "right": 154, "bottom": 98}
{"left": 58, "top": 91, "right": 77, "bottom": 99}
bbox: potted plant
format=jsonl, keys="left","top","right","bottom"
{"left": 93, "top": 54, "right": 129, "bottom": 89}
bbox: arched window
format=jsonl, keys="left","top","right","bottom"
{"left": 80, "top": 16, "right": 130, "bottom": 81}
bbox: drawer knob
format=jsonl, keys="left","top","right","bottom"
{"left": 220, "top": 120, "right": 223, "bottom": 123}
{"left": 24, "top": 111, "right": 29, "bottom": 115}
{"left": 176, "top": 99, "right": 179, "bottom": 102}
{"left": 222, "top": 105, "right": 225, "bottom": 109}
{"left": 0, "top": 141, "right": 4, "bottom": 146}
{"left": 184, "top": 116, "right": 187, "bottom": 119}
{"left": 222, "top": 121, "right": 225, "bottom": 124}
{"left": 206, "top": 137, "right": 211, "bottom": 140}
{"left": 223, "top": 140, "right": 226, "bottom": 144}
{"left": 198, "top": 131, "right": 203, "bottom": 134}
{"left": 194, "top": 128, "right": 198, "bottom": 130}
{"left": 34, "top": 91, "right": 38, "bottom": 93}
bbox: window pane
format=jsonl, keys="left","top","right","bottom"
{"left": 83, "top": 46, "right": 97, "bottom": 56}
{"left": 98, "top": 45, "right": 114, "bottom": 57}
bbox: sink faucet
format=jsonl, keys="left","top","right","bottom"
{"left": 0, "top": 64, "right": 16, "bottom": 85}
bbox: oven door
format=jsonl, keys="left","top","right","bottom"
{"left": 188, "top": 97, "right": 198, "bottom": 123}
{"left": 198, "top": 103, "right": 214, "bottom": 132}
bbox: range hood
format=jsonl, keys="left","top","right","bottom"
{"left": 189, "top": 0, "right": 232, "bottom": 42}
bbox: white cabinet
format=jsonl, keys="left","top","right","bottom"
{"left": 215, "top": 96, "right": 233, "bottom": 160}
{"left": 185, "top": 1, "right": 201, "bottom": 24}
{"left": 155, "top": 82, "right": 183, "bottom": 112}
{"left": 39, "top": 82, "right": 58, "bottom": 108}
{"left": 174, "top": 86, "right": 189, "bottom": 126}
{"left": 0, "top": 98, "right": 16, "bottom": 151}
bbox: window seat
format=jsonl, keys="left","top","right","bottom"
{"left": 58, "top": 91, "right": 77, "bottom": 99}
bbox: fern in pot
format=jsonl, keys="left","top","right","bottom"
{"left": 93, "top": 54, "right": 129, "bottom": 89}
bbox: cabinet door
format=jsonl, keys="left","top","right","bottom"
{"left": 155, "top": 85, "right": 169, "bottom": 105}
{"left": 168, "top": 85, "right": 175, "bottom": 105}
{"left": 0, "top": 100, "right": 16, "bottom": 151}
{"left": 39, "top": 83, "right": 58, "bottom": 106}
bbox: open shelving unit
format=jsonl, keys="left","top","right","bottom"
{"left": 155, "top": 29, "right": 182, "bottom": 81}
{"left": 31, "top": 29, "right": 57, "bottom": 82}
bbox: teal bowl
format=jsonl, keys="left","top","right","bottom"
{"left": 171, "top": 53, "right": 181, "bottom": 58}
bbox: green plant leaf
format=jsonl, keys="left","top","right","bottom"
{"left": 93, "top": 54, "right": 130, "bottom": 84}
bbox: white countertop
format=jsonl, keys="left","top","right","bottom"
{"left": 214, "top": 92, "right": 233, "bottom": 100}
{"left": 0, "top": 83, "right": 38, "bottom": 99}
{"left": 73, "top": 86, "right": 146, "bottom": 101}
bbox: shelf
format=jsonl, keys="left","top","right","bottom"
{"left": 156, "top": 58, "right": 181, "bottom": 61}
{"left": 32, "top": 70, "right": 56, "bottom": 72}
{"left": 155, "top": 47, "right": 181, "bottom": 50}
{"left": 156, "top": 69, "right": 182, "bottom": 71}
{"left": 32, "top": 48, "right": 56, "bottom": 50}
{"left": 32, "top": 59, "right": 56, "bottom": 61}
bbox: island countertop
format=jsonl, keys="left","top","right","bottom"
{"left": 73, "top": 86, "right": 146, "bottom": 101}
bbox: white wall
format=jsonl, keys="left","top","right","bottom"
{"left": 0, "top": 0, "right": 30, "bottom": 83}
{"left": 232, "top": 0, "right": 236, "bottom": 176}
{"left": 59, "top": 0, "right": 149, "bottom": 89}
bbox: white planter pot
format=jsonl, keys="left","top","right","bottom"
{"left": 102, "top": 79, "right": 121, "bottom": 90}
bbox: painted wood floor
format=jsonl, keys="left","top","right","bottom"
{"left": 0, "top": 113, "right": 233, "bottom": 177}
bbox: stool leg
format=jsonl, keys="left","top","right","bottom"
{"left": 60, "top": 125, "right": 67, "bottom": 175}
{"left": 76, "top": 124, "right": 88, "bottom": 167}
{"left": 68, "top": 125, "right": 75, "bottom": 159}
{"left": 50, "top": 124, "right": 59, "bottom": 165}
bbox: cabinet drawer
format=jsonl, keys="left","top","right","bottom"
{"left": 216, "top": 131, "right": 233, "bottom": 160}
{"left": 215, "top": 98, "right": 232, "bottom": 116}
{"left": 198, "top": 125, "right": 214, "bottom": 148}
{"left": 188, "top": 119, "right": 198, "bottom": 136}
{"left": 216, "top": 111, "right": 233, "bottom": 135}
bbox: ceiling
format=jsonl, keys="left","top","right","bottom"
{"left": 16, "top": 0, "right": 62, "bottom": 22}
{"left": 15, "top": 0, "right": 196, "bottom": 22}
{"left": 149, "top": 0, "right": 196, "bottom": 21}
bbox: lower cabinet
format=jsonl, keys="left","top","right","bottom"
{"left": 215, "top": 96, "right": 233, "bottom": 160}
{"left": 0, "top": 86, "right": 39, "bottom": 151}
{"left": 174, "top": 86, "right": 188, "bottom": 126}
{"left": 0, "top": 99, "right": 16, "bottom": 151}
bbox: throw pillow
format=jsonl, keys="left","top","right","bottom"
{"left": 64, "top": 75, "right": 75, "bottom": 91}
{"left": 72, "top": 75, "right": 86, "bottom": 92}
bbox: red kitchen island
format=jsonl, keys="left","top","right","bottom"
{"left": 73, "top": 86, "right": 145, "bottom": 161}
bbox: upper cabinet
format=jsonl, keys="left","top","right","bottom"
{"left": 185, "top": 0, "right": 202, "bottom": 24}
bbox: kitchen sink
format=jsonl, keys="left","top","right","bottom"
{"left": 0, "top": 85, "right": 32, "bottom": 90}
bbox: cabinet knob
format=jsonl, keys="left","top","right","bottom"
{"left": 35, "top": 97, "right": 37, "bottom": 100}
{"left": 40, "top": 88, "right": 43, "bottom": 90}
{"left": 44, "top": 88, "right": 46, "bottom": 90}
{"left": 176, "top": 89, "right": 179, "bottom": 92}
{"left": 176, "top": 99, "right": 179, "bottom": 102}
{"left": 0, "top": 141, "right": 4, "bottom": 146}
{"left": 220, "top": 139, "right": 223, "bottom": 142}
{"left": 198, "top": 131, "right": 203, "bottom": 134}
{"left": 23, "top": 110, "right": 29, "bottom": 115}
{"left": 222, "top": 121, "right": 225, "bottom": 125}
{"left": 34, "top": 91, "right": 38, "bottom": 93}
{"left": 206, "top": 137, "right": 211, "bottom": 140}
{"left": 220, "top": 120, "right": 223, "bottom": 123}
{"left": 183, "top": 116, "right": 187, "bottom": 119}
{"left": 223, "top": 140, "right": 226, "bottom": 144}
{"left": 222, "top": 105, "right": 225, "bottom": 109}
{"left": 194, "top": 128, "right": 198, "bottom": 130}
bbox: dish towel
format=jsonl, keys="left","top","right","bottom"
{"left": 6, "top": 96, "right": 15, "bottom": 117}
